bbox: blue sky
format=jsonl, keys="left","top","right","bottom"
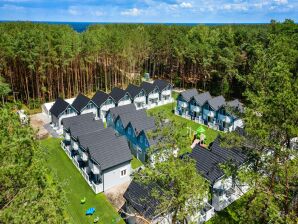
{"left": 0, "top": 0, "right": 297, "bottom": 23}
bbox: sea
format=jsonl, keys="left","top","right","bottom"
{"left": 0, "top": 21, "right": 266, "bottom": 33}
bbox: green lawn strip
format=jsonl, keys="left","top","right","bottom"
{"left": 148, "top": 102, "right": 219, "bottom": 154}
{"left": 40, "top": 138, "right": 124, "bottom": 224}
{"left": 131, "top": 155, "right": 143, "bottom": 169}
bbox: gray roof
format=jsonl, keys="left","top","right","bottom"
{"left": 71, "top": 93, "right": 90, "bottom": 112}
{"left": 226, "top": 99, "right": 244, "bottom": 113}
{"left": 50, "top": 98, "right": 71, "bottom": 117}
{"left": 106, "top": 103, "right": 136, "bottom": 120}
{"left": 109, "top": 87, "right": 130, "bottom": 103}
{"left": 62, "top": 113, "right": 95, "bottom": 130}
{"left": 78, "top": 128, "right": 132, "bottom": 170}
{"left": 124, "top": 181, "right": 162, "bottom": 220}
{"left": 194, "top": 91, "right": 212, "bottom": 106}
{"left": 153, "top": 79, "right": 171, "bottom": 91}
{"left": 116, "top": 108, "right": 156, "bottom": 135}
{"left": 126, "top": 84, "right": 144, "bottom": 99}
{"left": 190, "top": 145, "right": 226, "bottom": 183}
{"left": 180, "top": 88, "right": 198, "bottom": 102}
{"left": 207, "top": 95, "right": 226, "bottom": 111}
{"left": 140, "top": 82, "right": 156, "bottom": 95}
{"left": 69, "top": 119, "right": 104, "bottom": 139}
{"left": 92, "top": 91, "right": 113, "bottom": 108}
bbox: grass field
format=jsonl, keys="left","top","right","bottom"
{"left": 40, "top": 138, "right": 124, "bottom": 224}
{"left": 148, "top": 101, "right": 219, "bottom": 154}
{"left": 131, "top": 155, "right": 143, "bottom": 169}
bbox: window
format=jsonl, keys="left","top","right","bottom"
{"left": 128, "top": 127, "right": 132, "bottom": 135}
{"left": 120, "top": 169, "right": 127, "bottom": 177}
{"left": 138, "top": 90, "right": 145, "bottom": 97}
{"left": 122, "top": 94, "right": 130, "bottom": 101}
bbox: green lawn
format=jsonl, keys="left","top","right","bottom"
{"left": 148, "top": 101, "right": 219, "bottom": 154}
{"left": 131, "top": 155, "right": 143, "bottom": 169}
{"left": 40, "top": 138, "right": 124, "bottom": 224}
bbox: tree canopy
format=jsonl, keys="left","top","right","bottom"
{"left": 0, "top": 107, "right": 67, "bottom": 223}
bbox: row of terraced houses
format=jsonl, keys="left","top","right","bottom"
{"left": 176, "top": 89, "right": 244, "bottom": 132}
{"left": 43, "top": 80, "right": 173, "bottom": 132}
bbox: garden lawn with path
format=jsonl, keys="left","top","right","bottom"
{"left": 147, "top": 101, "right": 219, "bottom": 154}
{"left": 40, "top": 138, "right": 124, "bottom": 224}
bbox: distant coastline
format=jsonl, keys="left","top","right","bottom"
{"left": 0, "top": 21, "right": 268, "bottom": 32}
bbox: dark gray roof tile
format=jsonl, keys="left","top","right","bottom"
{"left": 62, "top": 113, "right": 95, "bottom": 130}
{"left": 78, "top": 128, "right": 132, "bottom": 170}
{"left": 194, "top": 91, "right": 212, "bottom": 106}
{"left": 126, "top": 84, "right": 144, "bottom": 99}
{"left": 180, "top": 89, "right": 198, "bottom": 102}
{"left": 71, "top": 93, "right": 90, "bottom": 112}
{"left": 50, "top": 98, "right": 71, "bottom": 117}
{"left": 207, "top": 95, "right": 226, "bottom": 111}
{"left": 92, "top": 91, "right": 113, "bottom": 108}
{"left": 109, "top": 87, "right": 130, "bottom": 103}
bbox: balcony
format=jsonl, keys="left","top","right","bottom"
{"left": 81, "top": 151, "right": 88, "bottom": 161}
{"left": 190, "top": 105, "right": 200, "bottom": 113}
{"left": 134, "top": 96, "right": 146, "bottom": 103}
{"left": 180, "top": 102, "right": 188, "bottom": 108}
{"left": 118, "top": 100, "right": 132, "bottom": 106}
{"left": 73, "top": 142, "right": 79, "bottom": 150}
{"left": 65, "top": 133, "right": 70, "bottom": 141}
{"left": 198, "top": 203, "right": 215, "bottom": 223}
{"left": 91, "top": 163, "right": 100, "bottom": 174}
{"left": 148, "top": 93, "right": 159, "bottom": 99}
{"left": 161, "top": 90, "right": 171, "bottom": 96}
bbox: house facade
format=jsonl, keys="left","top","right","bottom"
{"left": 110, "top": 87, "right": 132, "bottom": 107}
{"left": 176, "top": 89, "right": 244, "bottom": 132}
{"left": 126, "top": 84, "right": 146, "bottom": 109}
{"left": 91, "top": 90, "right": 116, "bottom": 121}
{"left": 190, "top": 138, "right": 249, "bottom": 212}
{"left": 61, "top": 115, "right": 132, "bottom": 194}
{"left": 50, "top": 97, "right": 78, "bottom": 130}
{"left": 153, "top": 79, "right": 173, "bottom": 105}
{"left": 106, "top": 104, "right": 155, "bottom": 162}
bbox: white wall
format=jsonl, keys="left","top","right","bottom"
{"left": 103, "top": 162, "right": 131, "bottom": 191}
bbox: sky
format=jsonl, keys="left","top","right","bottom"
{"left": 0, "top": 0, "right": 297, "bottom": 23}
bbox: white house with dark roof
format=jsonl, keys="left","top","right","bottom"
{"left": 71, "top": 93, "right": 98, "bottom": 117}
{"left": 125, "top": 84, "right": 146, "bottom": 109}
{"left": 61, "top": 114, "right": 132, "bottom": 194}
{"left": 190, "top": 137, "right": 249, "bottom": 212}
{"left": 109, "top": 87, "right": 132, "bottom": 107}
{"left": 141, "top": 81, "right": 160, "bottom": 109}
{"left": 91, "top": 90, "right": 116, "bottom": 121}
{"left": 49, "top": 97, "right": 78, "bottom": 130}
{"left": 153, "top": 79, "right": 173, "bottom": 105}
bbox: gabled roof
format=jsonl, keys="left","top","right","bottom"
{"left": 92, "top": 90, "right": 112, "bottom": 108}
{"left": 71, "top": 93, "right": 90, "bottom": 112}
{"left": 69, "top": 119, "right": 104, "bottom": 139}
{"left": 190, "top": 145, "right": 226, "bottom": 183}
{"left": 50, "top": 97, "right": 71, "bottom": 117}
{"left": 78, "top": 128, "right": 132, "bottom": 170}
{"left": 140, "top": 82, "right": 156, "bottom": 95}
{"left": 118, "top": 109, "right": 148, "bottom": 129}
{"left": 226, "top": 99, "right": 244, "bottom": 113}
{"left": 153, "top": 79, "right": 171, "bottom": 91}
{"left": 210, "top": 137, "right": 247, "bottom": 166}
{"left": 109, "top": 87, "right": 130, "bottom": 103}
{"left": 126, "top": 84, "right": 144, "bottom": 99}
{"left": 119, "top": 110, "right": 156, "bottom": 135}
{"left": 207, "top": 95, "right": 226, "bottom": 111}
{"left": 62, "top": 113, "right": 95, "bottom": 130}
{"left": 124, "top": 181, "right": 161, "bottom": 220}
{"left": 194, "top": 91, "right": 212, "bottom": 106}
{"left": 106, "top": 103, "right": 136, "bottom": 120}
{"left": 179, "top": 88, "right": 198, "bottom": 102}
